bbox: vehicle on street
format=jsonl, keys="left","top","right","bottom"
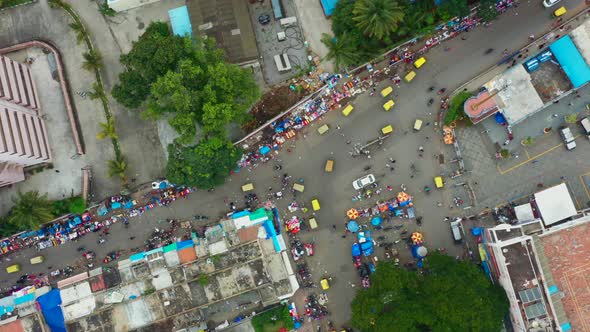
{"left": 414, "top": 119, "right": 423, "bottom": 131}
{"left": 383, "top": 99, "right": 395, "bottom": 111}
{"left": 559, "top": 126, "right": 576, "bottom": 150}
{"left": 317, "top": 124, "right": 329, "bottom": 135}
{"left": 380, "top": 86, "right": 392, "bottom": 98}
{"left": 30, "top": 256, "right": 44, "bottom": 264}
{"left": 543, "top": 0, "right": 561, "bottom": 8}
{"left": 324, "top": 159, "right": 334, "bottom": 172}
{"left": 311, "top": 199, "right": 321, "bottom": 211}
{"left": 553, "top": 5, "right": 566, "bottom": 16}
{"left": 434, "top": 176, "right": 444, "bottom": 189}
{"left": 6, "top": 264, "right": 20, "bottom": 273}
{"left": 450, "top": 219, "right": 463, "bottom": 242}
{"left": 258, "top": 14, "right": 270, "bottom": 25}
{"left": 353, "top": 174, "right": 376, "bottom": 190}
{"left": 414, "top": 56, "right": 426, "bottom": 69}
{"left": 342, "top": 104, "right": 354, "bottom": 116}
{"left": 580, "top": 117, "right": 590, "bottom": 139}
{"left": 381, "top": 125, "right": 393, "bottom": 135}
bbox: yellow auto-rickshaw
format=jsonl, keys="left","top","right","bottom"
{"left": 383, "top": 100, "right": 395, "bottom": 111}
{"left": 434, "top": 176, "right": 444, "bottom": 189}
{"left": 6, "top": 264, "right": 20, "bottom": 273}
{"left": 553, "top": 6, "right": 566, "bottom": 17}
{"left": 30, "top": 256, "right": 44, "bottom": 264}
{"left": 317, "top": 124, "right": 329, "bottom": 135}
{"left": 414, "top": 119, "right": 423, "bottom": 131}
{"left": 414, "top": 56, "right": 426, "bottom": 69}
{"left": 309, "top": 217, "right": 318, "bottom": 230}
{"left": 342, "top": 104, "right": 354, "bottom": 116}
{"left": 405, "top": 71, "right": 416, "bottom": 82}
{"left": 380, "top": 86, "right": 393, "bottom": 98}
{"left": 381, "top": 125, "right": 393, "bottom": 135}
{"left": 311, "top": 199, "right": 321, "bottom": 211}
{"left": 320, "top": 278, "right": 330, "bottom": 290}
{"left": 293, "top": 183, "right": 305, "bottom": 193}
{"left": 241, "top": 183, "right": 254, "bottom": 192}
{"left": 325, "top": 159, "right": 334, "bottom": 172}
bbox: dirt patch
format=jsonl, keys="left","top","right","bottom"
{"left": 243, "top": 86, "right": 306, "bottom": 132}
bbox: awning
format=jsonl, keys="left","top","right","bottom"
{"left": 549, "top": 36, "right": 590, "bottom": 88}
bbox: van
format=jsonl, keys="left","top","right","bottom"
{"left": 559, "top": 126, "right": 576, "bottom": 150}
{"left": 450, "top": 220, "right": 463, "bottom": 242}
{"left": 581, "top": 117, "right": 590, "bottom": 139}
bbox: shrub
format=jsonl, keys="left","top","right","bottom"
{"left": 444, "top": 91, "right": 472, "bottom": 125}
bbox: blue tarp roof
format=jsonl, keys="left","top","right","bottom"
{"left": 320, "top": 0, "right": 339, "bottom": 16}
{"left": 177, "top": 240, "right": 194, "bottom": 250}
{"left": 271, "top": 0, "right": 284, "bottom": 19}
{"left": 549, "top": 36, "right": 590, "bottom": 88}
{"left": 168, "top": 6, "right": 193, "bottom": 38}
{"left": 37, "top": 289, "right": 66, "bottom": 332}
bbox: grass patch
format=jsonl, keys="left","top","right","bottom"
{"left": 444, "top": 91, "right": 473, "bottom": 126}
{"left": 0, "top": 0, "right": 32, "bottom": 9}
{"left": 251, "top": 305, "right": 294, "bottom": 332}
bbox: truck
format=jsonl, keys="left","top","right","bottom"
{"left": 560, "top": 126, "right": 576, "bottom": 150}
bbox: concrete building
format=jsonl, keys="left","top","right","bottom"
{"left": 0, "top": 55, "right": 51, "bottom": 187}
{"left": 107, "top": 0, "right": 163, "bottom": 12}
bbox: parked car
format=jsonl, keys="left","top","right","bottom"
{"left": 559, "top": 126, "right": 577, "bottom": 150}
{"left": 580, "top": 117, "right": 590, "bottom": 139}
{"left": 543, "top": 0, "right": 561, "bottom": 7}
{"left": 353, "top": 174, "right": 376, "bottom": 190}
{"left": 450, "top": 219, "right": 463, "bottom": 243}
{"left": 258, "top": 14, "right": 270, "bottom": 25}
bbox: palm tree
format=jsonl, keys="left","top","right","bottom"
{"left": 96, "top": 118, "right": 118, "bottom": 140}
{"left": 8, "top": 191, "right": 54, "bottom": 230}
{"left": 81, "top": 49, "right": 103, "bottom": 71}
{"left": 68, "top": 21, "right": 87, "bottom": 44}
{"left": 88, "top": 82, "right": 106, "bottom": 101}
{"left": 107, "top": 157, "right": 128, "bottom": 181}
{"left": 321, "top": 33, "right": 363, "bottom": 71}
{"left": 353, "top": 0, "right": 405, "bottom": 40}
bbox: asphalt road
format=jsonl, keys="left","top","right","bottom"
{"left": 1, "top": 0, "right": 588, "bottom": 329}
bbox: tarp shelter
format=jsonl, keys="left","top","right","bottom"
{"left": 259, "top": 145, "right": 271, "bottom": 155}
{"left": 168, "top": 6, "right": 193, "bottom": 37}
{"left": 514, "top": 203, "right": 535, "bottom": 222}
{"left": 37, "top": 289, "right": 66, "bottom": 332}
{"left": 347, "top": 221, "right": 359, "bottom": 233}
{"left": 320, "top": 0, "right": 339, "bottom": 16}
{"left": 534, "top": 183, "right": 577, "bottom": 226}
{"left": 549, "top": 36, "right": 590, "bottom": 88}
{"left": 371, "top": 217, "right": 382, "bottom": 226}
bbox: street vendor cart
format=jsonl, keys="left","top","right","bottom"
{"left": 380, "top": 86, "right": 393, "bottom": 98}
{"left": 342, "top": 104, "right": 354, "bottom": 116}
{"left": 405, "top": 71, "right": 416, "bottom": 82}
{"left": 311, "top": 199, "right": 321, "bottom": 211}
{"left": 293, "top": 183, "right": 305, "bottom": 192}
{"left": 434, "top": 176, "right": 444, "bottom": 189}
{"left": 413, "top": 119, "right": 423, "bottom": 131}
{"left": 317, "top": 124, "right": 330, "bottom": 135}
{"left": 414, "top": 57, "right": 426, "bottom": 69}
{"left": 381, "top": 125, "right": 393, "bottom": 135}
{"left": 383, "top": 100, "right": 395, "bottom": 111}
{"left": 241, "top": 183, "right": 254, "bottom": 192}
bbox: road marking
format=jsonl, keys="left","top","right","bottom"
{"left": 579, "top": 172, "right": 590, "bottom": 201}
{"left": 524, "top": 147, "right": 531, "bottom": 159}
{"left": 498, "top": 141, "right": 566, "bottom": 175}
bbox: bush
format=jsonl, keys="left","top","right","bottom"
{"left": 444, "top": 91, "right": 473, "bottom": 125}
{"left": 197, "top": 275, "right": 209, "bottom": 285}
{"left": 51, "top": 196, "right": 86, "bottom": 216}
{"left": 251, "top": 305, "right": 294, "bottom": 332}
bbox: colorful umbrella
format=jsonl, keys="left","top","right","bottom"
{"left": 397, "top": 191, "right": 410, "bottom": 203}
{"left": 411, "top": 232, "right": 423, "bottom": 244}
{"left": 347, "top": 221, "right": 360, "bottom": 233}
{"left": 371, "top": 217, "right": 382, "bottom": 226}
{"left": 347, "top": 208, "right": 360, "bottom": 219}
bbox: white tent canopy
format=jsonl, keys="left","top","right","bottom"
{"left": 514, "top": 203, "right": 535, "bottom": 222}
{"left": 534, "top": 183, "right": 577, "bottom": 226}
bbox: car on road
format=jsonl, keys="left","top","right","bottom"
{"left": 258, "top": 14, "right": 271, "bottom": 25}
{"left": 353, "top": 174, "right": 376, "bottom": 190}
{"left": 580, "top": 117, "right": 590, "bottom": 139}
{"left": 450, "top": 219, "right": 463, "bottom": 243}
{"left": 559, "top": 126, "right": 576, "bottom": 150}
{"left": 543, "top": 0, "right": 561, "bottom": 7}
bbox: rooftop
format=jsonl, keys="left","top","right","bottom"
{"left": 187, "top": 0, "right": 259, "bottom": 65}
{"left": 538, "top": 217, "right": 590, "bottom": 331}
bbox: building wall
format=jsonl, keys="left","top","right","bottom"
{"left": 107, "top": 0, "right": 162, "bottom": 12}
{"left": 0, "top": 55, "right": 51, "bottom": 187}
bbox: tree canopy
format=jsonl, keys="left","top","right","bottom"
{"left": 7, "top": 191, "right": 54, "bottom": 231}
{"left": 166, "top": 137, "right": 242, "bottom": 188}
{"left": 351, "top": 254, "right": 508, "bottom": 332}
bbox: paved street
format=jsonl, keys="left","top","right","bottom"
{"left": 0, "top": 0, "right": 589, "bottom": 330}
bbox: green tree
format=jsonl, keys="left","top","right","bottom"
{"left": 68, "top": 21, "right": 87, "bottom": 44}
{"left": 444, "top": 91, "right": 472, "bottom": 125}
{"left": 438, "top": 0, "right": 469, "bottom": 21}
{"left": 351, "top": 254, "right": 509, "bottom": 332}
{"left": 81, "top": 49, "right": 103, "bottom": 71}
{"left": 96, "top": 118, "right": 118, "bottom": 140}
{"left": 352, "top": 0, "right": 405, "bottom": 40}
{"left": 88, "top": 82, "right": 106, "bottom": 101}
{"left": 107, "top": 156, "right": 128, "bottom": 181}
{"left": 477, "top": 0, "right": 498, "bottom": 22}
{"left": 111, "top": 69, "right": 151, "bottom": 109}
{"left": 321, "top": 33, "right": 364, "bottom": 71}
{"left": 8, "top": 191, "right": 54, "bottom": 230}
{"left": 166, "top": 137, "right": 242, "bottom": 188}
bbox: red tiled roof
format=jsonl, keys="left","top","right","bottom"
{"left": 237, "top": 226, "right": 259, "bottom": 242}
{"left": 464, "top": 91, "right": 499, "bottom": 122}
{"left": 540, "top": 222, "right": 590, "bottom": 331}
{"left": 89, "top": 274, "right": 106, "bottom": 293}
{"left": 0, "top": 319, "right": 24, "bottom": 332}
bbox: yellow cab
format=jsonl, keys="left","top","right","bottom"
{"left": 434, "top": 176, "right": 444, "bottom": 189}
{"left": 30, "top": 256, "right": 44, "bottom": 264}
{"left": 309, "top": 217, "right": 318, "bottom": 230}
{"left": 414, "top": 119, "right": 423, "bottom": 131}
{"left": 293, "top": 183, "right": 305, "bottom": 193}
{"left": 414, "top": 57, "right": 426, "bottom": 68}
{"left": 6, "top": 264, "right": 20, "bottom": 273}
{"left": 553, "top": 6, "right": 566, "bottom": 17}
{"left": 324, "top": 159, "right": 334, "bottom": 172}
{"left": 342, "top": 104, "right": 354, "bottom": 116}
{"left": 241, "top": 183, "right": 254, "bottom": 192}
{"left": 380, "top": 86, "right": 393, "bottom": 98}
{"left": 317, "top": 124, "right": 329, "bottom": 135}
{"left": 405, "top": 71, "right": 416, "bottom": 82}
{"left": 383, "top": 100, "right": 395, "bottom": 111}
{"left": 381, "top": 125, "right": 393, "bottom": 135}
{"left": 311, "top": 199, "right": 321, "bottom": 211}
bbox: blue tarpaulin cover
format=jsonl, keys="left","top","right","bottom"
{"left": 177, "top": 240, "right": 194, "bottom": 250}
{"left": 37, "top": 289, "right": 66, "bottom": 332}
{"left": 549, "top": 36, "right": 590, "bottom": 88}
{"left": 168, "top": 6, "right": 193, "bottom": 37}
{"left": 320, "top": 0, "right": 339, "bottom": 16}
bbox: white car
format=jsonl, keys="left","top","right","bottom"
{"left": 543, "top": 0, "right": 561, "bottom": 7}
{"left": 353, "top": 174, "right": 376, "bottom": 190}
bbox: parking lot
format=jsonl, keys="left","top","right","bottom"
{"left": 248, "top": 0, "right": 309, "bottom": 85}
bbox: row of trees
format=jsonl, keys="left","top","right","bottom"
{"left": 112, "top": 23, "right": 260, "bottom": 188}
{"left": 324, "top": 0, "right": 499, "bottom": 70}
{"left": 351, "top": 254, "right": 509, "bottom": 331}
